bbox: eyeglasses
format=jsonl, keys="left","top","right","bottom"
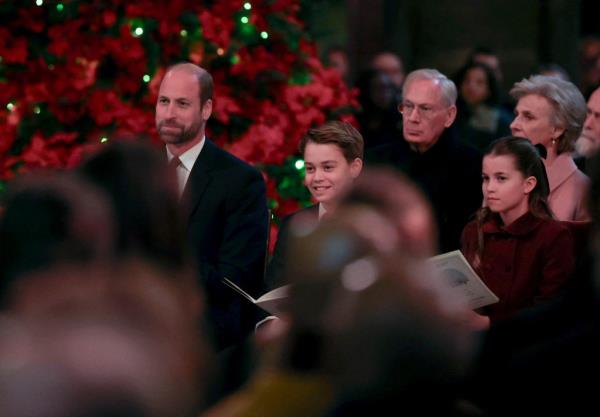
{"left": 398, "top": 101, "right": 443, "bottom": 119}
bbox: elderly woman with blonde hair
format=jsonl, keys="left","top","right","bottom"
{"left": 510, "top": 75, "right": 589, "bottom": 220}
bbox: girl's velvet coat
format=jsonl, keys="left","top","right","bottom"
{"left": 461, "top": 212, "right": 575, "bottom": 321}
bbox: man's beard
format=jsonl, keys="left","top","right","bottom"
{"left": 157, "top": 120, "right": 203, "bottom": 144}
{"left": 575, "top": 134, "right": 600, "bottom": 157}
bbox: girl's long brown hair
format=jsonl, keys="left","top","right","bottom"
{"left": 470, "top": 136, "right": 553, "bottom": 268}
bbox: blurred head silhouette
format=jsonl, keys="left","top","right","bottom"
{"left": 79, "top": 139, "right": 190, "bottom": 274}
{"left": 0, "top": 262, "right": 210, "bottom": 417}
{"left": 280, "top": 196, "right": 475, "bottom": 410}
{"left": 0, "top": 171, "right": 114, "bottom": 308}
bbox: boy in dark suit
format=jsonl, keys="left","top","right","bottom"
{"left": 266, "top": 121, "right": 364, "bottom": 289}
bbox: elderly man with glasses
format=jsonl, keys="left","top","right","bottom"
{"left": 367, "top": 69, "right": 482, "bottom": 253}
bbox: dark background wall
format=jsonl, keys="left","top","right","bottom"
{"left": 310, "top": 0, "right": 600, "bottom": 89}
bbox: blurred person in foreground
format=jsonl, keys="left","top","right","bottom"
{"left": 0, "top": 171, "right": 114, "bottom": 308}
{"left": 201, "top": 169, "right": 481, "bottom": 417}
{"left": 0, "top": 262, "right": 210, "bottom": 417}
{"left": 79, "top": 140, "right": 201, "bottom": 315}
{"left": 343, "top": 168, "right": 490, "bottom": 331}
{"left": 79, "top": 140, "right": 190, "bottom": 272}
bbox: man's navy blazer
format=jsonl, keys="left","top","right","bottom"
{"left": 182, "top": 139, "right": 268, "bottom": 350}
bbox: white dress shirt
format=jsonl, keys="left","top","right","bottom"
{"left": 166, "top": 136, "right": 205, "bottom": 196}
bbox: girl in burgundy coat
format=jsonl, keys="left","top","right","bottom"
{"left": 461, "top": 136, "right": 575, "bottom": 322}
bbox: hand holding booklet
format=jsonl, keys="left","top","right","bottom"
{"left": 427, "top": 250, "right": 499, "bottom": 309}
{"left": 222, "top": 278, "right": 290, "bottom": 316}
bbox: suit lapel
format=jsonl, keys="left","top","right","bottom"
{"left": 182, "top": 140, "right": 215, "bottom": 222}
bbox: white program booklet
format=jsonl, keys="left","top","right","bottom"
{"left": 427, "top": 250, "right": 499, "bottom": 309}
{"left": 222, "top": 278, "right": 290, "bottom": 316}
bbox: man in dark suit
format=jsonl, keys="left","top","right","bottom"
{"left": 155, "top": 62, "right": 268, "bottom": 350}
{"left": 367, "top": 69, "right": 482, "bottom": 253}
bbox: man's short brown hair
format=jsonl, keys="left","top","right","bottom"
{"left": 167, "top": 62, "right": 213, "bottom": 106}
{"left": 299, "top": 121, "right": 364, "bottom": 162}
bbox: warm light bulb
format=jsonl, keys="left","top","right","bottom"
{"left": 240, "top": 16, "right": 249, "bottom": 24}
{"left": 295, "top": 159, "right": 305, "bottom": 170}
{"left": 133, "top": 27, "right": 144, "bottom": 37}
{"left": 143, "top": 74, "right": 151, "bottom": 82}
{"left": 260, "top": 31, "right": 268, "bottom": 39}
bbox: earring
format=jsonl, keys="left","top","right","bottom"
{"left": 551, "top": 139, "right": 557, "bottom": 146}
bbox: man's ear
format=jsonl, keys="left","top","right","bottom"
{"left": 524, "top": 176, "right": 537, "bottom": 194}
{"left": 444, "top": 105, "right": 457, "bottom": 127}
{"left": 350, "top": 158, "right": 363, "bottom": 179}
{"left": 201, "top": 98, "right": 213, "bottom": 121}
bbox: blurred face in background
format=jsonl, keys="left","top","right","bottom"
{"left": 461, "top": 67, "right": 490, "bottom": 106}
{"left": 303, "top": 142, "right": 362, "bottom": 210}
{"left": 473, "top": 52, "right": 502, "bottom": 82}
{"left": 370, "top": 72, "right": 397, "bottom": 110}
{"left": 583, "top": 89, "right": 600, "bottom": 146}
{"left": 328, "top": 50, "right": 349, "bottom": 80}
{"left": 372, "top": 53, "right": 405, "bottom": 89}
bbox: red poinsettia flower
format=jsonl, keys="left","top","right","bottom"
{"left": 0, "top": 31, "right": 28, "bottom": 64}
{"left": 17, "top": 7, "right": 45, "bottom": 33}
{"left": 0, "top": 80, "right": 22, "bottom": 108}
{"left": 115, "top": 106, "right": 155, "bottom": 134}
{"left": 212, "top": 86, "right": 243, "bottom": 124}
{"left": 0, "top": 156, "right": 22, "bottom": 181}
{"left": 19, "top": 133, "right": 72, "bottom": 170}
{"left": 87, "top": 90, "right": 128, "bottom": 126}
{"left": 103, "top": 10, "right": 117, "bottom": 27}
{"left": 198, "top": 10, "right": 234, "bottom": 50}
{"left": 125, "top": 1, "right": 187, "bottom": 20}
{"left": 0, "top": 121, "right": 17, "bottom": 156}
{"left": 46, "top": 132, "right": 79, "bottom": 146}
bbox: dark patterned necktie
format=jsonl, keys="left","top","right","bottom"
{"left": 168, "top": 156, "right": 181, "bottom": 170}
